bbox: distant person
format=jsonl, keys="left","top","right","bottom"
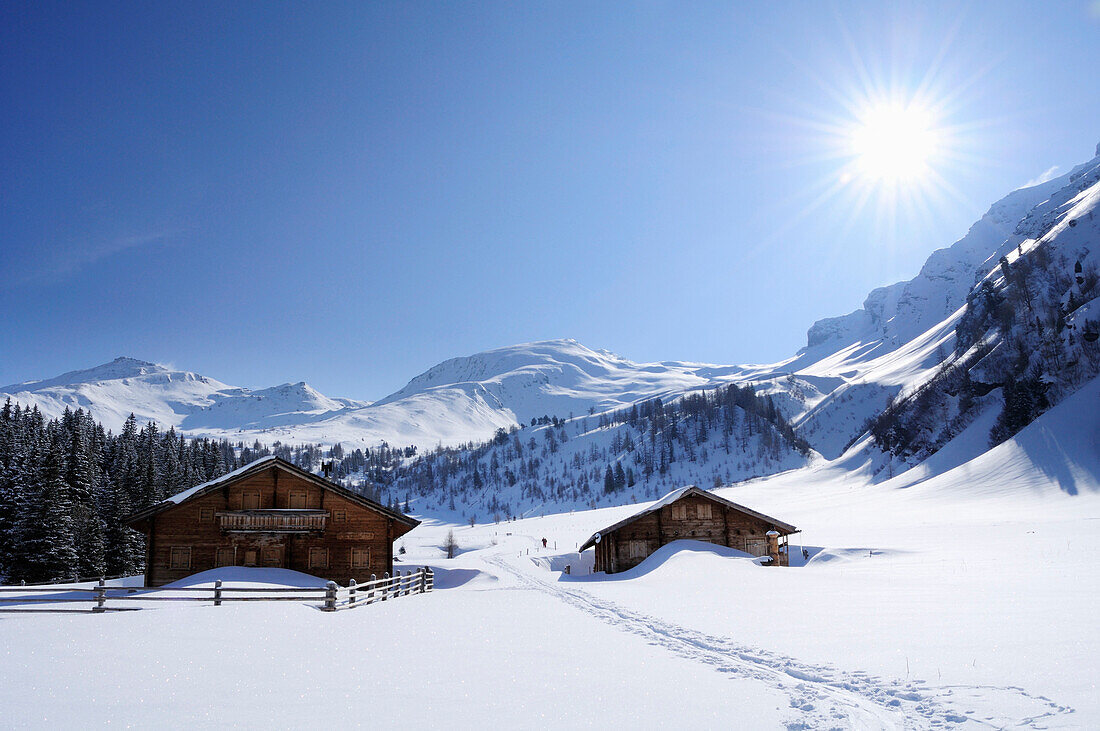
{"left": 541, "top": 537, "right": 548, "bottom": 548}
{"left": 802, "top": 548, "right": 809, "bottom": 561}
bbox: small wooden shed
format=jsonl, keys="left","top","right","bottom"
{"left": 579, "top": 485, "right": 797, "bottom": 573}
{"left": 124, "top": 456, "right": 420, "bottom": 586}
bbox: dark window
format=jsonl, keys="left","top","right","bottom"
{"left": 169, "top": 546, "right": 191, "bottom": 570}
{"left": 309, "top": 547, "right": 329, "bottom": 570}
{"left": 261, "top": 547, "right": 283, "bottom": 567}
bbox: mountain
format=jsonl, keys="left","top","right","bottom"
{"left": 0, "top": 343, "right": 742, "bottom": 449}
{"left": 0, "top": 357, "right": 369, "bottom": 438}
{"left": 862, "top": 145, "right": 1100, "bottom": 470}
{"left": 4, "top": 144, "right": 1098, "bottom": 486}
{"left": 737, "top": 143, "right": 1100, "bottom": 460}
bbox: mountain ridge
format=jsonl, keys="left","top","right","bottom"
{"left": 4, "top": 144, "right": 1099, "bottom": 486}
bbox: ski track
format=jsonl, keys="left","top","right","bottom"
{"left": 485, "top": 555, "right": 1074, "bottom": 730}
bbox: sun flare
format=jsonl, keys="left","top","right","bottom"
{"left": 850, "top": 104, "right": 939, "bottom": 183}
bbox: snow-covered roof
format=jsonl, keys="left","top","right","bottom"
{"left": 125, "top": 455, "right": 418, "bottom": 528}
{"left": 578, "top": 485, "right": 797, "bottom": 552}
{"left": 165, "top": 455, "right": 279, "bottom": 505}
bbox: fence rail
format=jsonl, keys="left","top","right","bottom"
{"left": 0, "top": 568, "right": 434, "bottom": 614}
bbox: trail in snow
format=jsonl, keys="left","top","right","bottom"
{"left": 485, "top": 554, "right": 1073, "bottom": 730}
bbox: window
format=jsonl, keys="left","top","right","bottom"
{"left": 288, "top": 491, "right": 307, "bottom": 509}
{"left": 216, "top": 547, "right": 236, "bottom": 567}
{"left": 333, "top": 510, "right": 347, "bottom": 522}
{"left": 169, "top": 546, "right": 191, "bottom": 570}
{"left": 243, "top": 549, "right": 258, "bottom": 566}
{"left": 199, "top": 507, "right": 214, "bottom": 523}
{"left": 626, "top": 540, "right": 648, "bottom": 559}
{"left": 670, "top": 505, "right": 686, "bottom": 521}
{"left": 697, "top": 503, "right": 713, "bottom": 520}
{"left": 261, "top": 547, "right": 283, "bottom": 567}
{"left": 309, "top": 547, "right": 329, "bottom": 570}
{"left": 351, "top": 547, "right": 370, "bottom": 569}
{"left": 241, "top": 490, "right": 261, "bottom": 510}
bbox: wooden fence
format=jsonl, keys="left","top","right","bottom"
{"left": 0, "top": 568, "right": 434, "bottom": 614}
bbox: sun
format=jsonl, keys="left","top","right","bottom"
{"left": 850, "top": 103, "right": 940, "bottom": 183}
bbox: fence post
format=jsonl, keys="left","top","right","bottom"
{"left": 369, "top": 574, "right": 376, "bottom": 604}
{"left": 93, "top": 577, "right": 106, "bottom": 613}
{"left": 349, "top": 578, "right": 357, "bottom": 606}
{"left": 324, "top": 581, "right": 338, "bottom": 612}
{"left": 214, "top": 579, "right": 222, "bottom": 607}
{"left": 419, "top": 567, "right": 426, "bottom": 593}
{"left": 382, "top": 572, "right": 390, "bottom": 601}
{"left": 425, "top": 568, "right": 433, "bottom": 592}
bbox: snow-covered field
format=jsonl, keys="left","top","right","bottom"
{"left": 2, "top": 353, "right": 1098, "bottom": 729}
{"left": 3, "top": 382, "right": 1097, "bottom": 729}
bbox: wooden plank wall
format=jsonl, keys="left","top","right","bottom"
{"left": 137, "top": 467, "right": 406, "bottom": 586}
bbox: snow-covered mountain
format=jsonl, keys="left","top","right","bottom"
{"left": 738, "top": 142, "right": 1100, "bottom": 460}
{"left": 1, "top": 343, "right": 741, "bottom": 449}
{"left": 0, "top": 358, "right": 369, "bottom": 438}
{"left": 5, "top": 144, "right": 1099, "bottom": 483}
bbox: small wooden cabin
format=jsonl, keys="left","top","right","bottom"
{"left": 124, "top": 456, "right": 420, "bottom": 587}
{"left": 579, "top": 485, "right": 797, "bottom": 573}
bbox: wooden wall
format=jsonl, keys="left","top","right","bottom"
{"left": 134, "top": 466, "right": 409, "bottom": 586}
{"left": 598, "top": 493, "right": 789, "bottom": 573}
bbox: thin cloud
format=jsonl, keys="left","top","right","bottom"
{"left": 19, "top": 230, "right": 176, "bottom": 284}
{"left": 1020, "top": 166, "right": 1061, "bottom": 189}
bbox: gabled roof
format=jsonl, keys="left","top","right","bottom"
{"left": 579, "top": 485, "right": 797, "bottom": 552}
{"left": 124, "top": 456, "right": 420, "bottom": 529}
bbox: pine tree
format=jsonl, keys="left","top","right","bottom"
{"left": 18, "top": 438, "right": 79, "bottom": 582}
{"left": 614, "top": 463, "right": 626, "bottom": 491}
{"left": 102, "top": 472, "right": 144, "bottom": 576}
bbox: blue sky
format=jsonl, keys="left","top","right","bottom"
{"left": 2, "top": 1, "right": 1099, "bottom": 399}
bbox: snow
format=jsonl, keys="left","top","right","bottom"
{"left": 3, "top": 387, "right": 1097, "bottom": 726}
{"left": 0, "top": 422, "right": 1093, "bottom": 727}
{"left": 3, "top": 146, "right": 1100, "bottom": 726}
{"left": 5, "top": 146, "right": 1100, "bottom": 464}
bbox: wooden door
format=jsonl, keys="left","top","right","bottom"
{"left": 241, "top": 490, "right": 261, "bottom": 509}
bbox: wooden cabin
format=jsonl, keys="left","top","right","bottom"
{"left": 124, "top": 456, "right": 420, "bottom": 587}
{"left": 579, "top": 485, "right": 797, "bottom": 573}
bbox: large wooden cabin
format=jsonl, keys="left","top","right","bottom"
{"left": 124, "top": 456, "right": 419, "bottom": 586}
{"left": 579, "top": 485, "right": 797, "bottom": 573}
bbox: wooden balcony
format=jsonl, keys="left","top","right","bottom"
{"left": 216, "top": 510, "right": 328, "bottom": 533}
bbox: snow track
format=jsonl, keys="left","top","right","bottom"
{"left": 487, "top": 555, "right": 1073, "bottom": 730}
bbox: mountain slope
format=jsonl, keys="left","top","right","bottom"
{"left": 4, "top": 145, "right": 1098, "bottom": 474}
{"left": 861, "top": 146, "right": 1100, "bottom": 470}
{"left": 0, "top": 357, "right": 368, "bottom": 437}
{"left": 739, "top": 143, "right": 1100, "bottom": 459}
